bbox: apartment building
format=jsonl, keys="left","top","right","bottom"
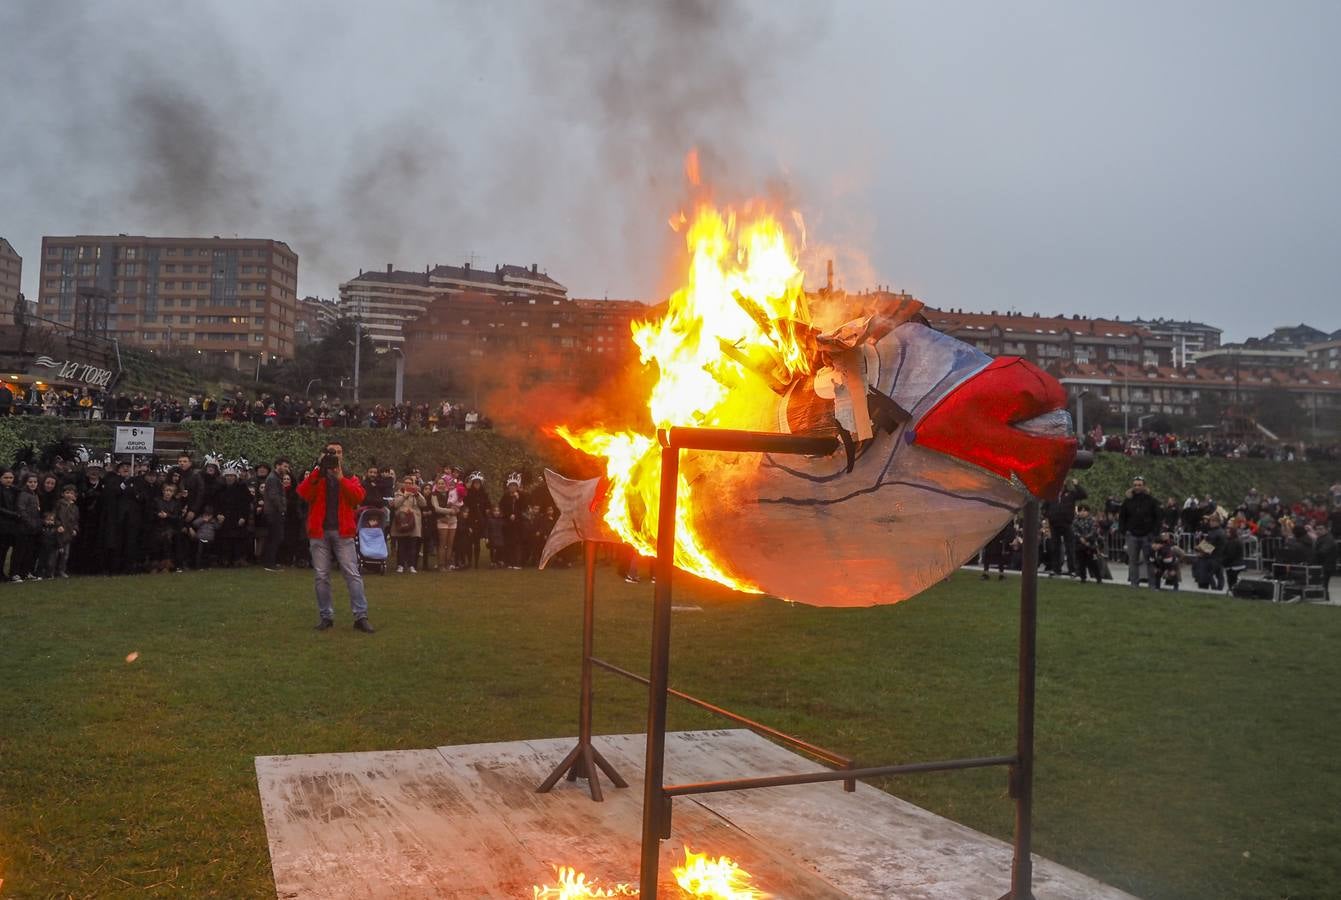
{"left": 339, "top": 261, "right": 567, "bottom": 348}
{"left": 295, "top": 295, "right": 340, "bottom": 344}
{"left": 34, "top": 234, "right": 299, "bottom": 369}
{"left": 1305, "top": 333, "right": 1341, "bottom": 372}
{"left": 402, "top": 291, "right": 647, "bottom": 396}
{"left": 1054, "top": 359, "right": 1341, "bottom": 424}
{"left": 0, "top": 237, "right": 21, "bottom": 315}
{"left": 1124, "top": 318, "right": 1222, "bottom": 367}
{"left": 922, "top": 308, "right": 1175, "bottom": 368}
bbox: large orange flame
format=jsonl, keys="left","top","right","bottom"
{"left": 672, "top": 848, "right": 764, "bottom": 899}
{"left": 557, "top": 204, "right": 812, "bottom": 591}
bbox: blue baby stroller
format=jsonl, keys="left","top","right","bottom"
{"left": 356, "top": 507, "right": 389, "bottom": 574}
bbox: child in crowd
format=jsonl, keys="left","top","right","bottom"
{"left": 54, "top": 484, "right": 79, "bottom": 578}
{"left": 192, "top": 504, "right": 219, "bottom": 569}
{"left": 486, "top": 506, "right": 506, "bottom": 568}
{"left": 36, "top": 511, "right": 61, "bottom": 579}
{"left": 454, "top": 506, "right": 480, "bottom": 569}
{"left": 1150, "top": 532, "right": 1186, "bottom": 590}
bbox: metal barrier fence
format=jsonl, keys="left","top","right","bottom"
{"left": 983, "top": 530, "right": 1280, "bottom": 575}
{"left": 1255, "top": 536, "right": 1283, "bottom": 571}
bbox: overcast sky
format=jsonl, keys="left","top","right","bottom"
{"left": 1, "top": 0, "right": 1336, "bottom": 340}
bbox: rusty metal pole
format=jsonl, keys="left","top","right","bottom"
{"left": 1005, "top": 498, "right": 1040, "bottom": 900}
{"left": 639, "top": 439, "right": 680, "bottom": 899}
{"left": 574, "top": 540, "right": 598, "bottom": 789}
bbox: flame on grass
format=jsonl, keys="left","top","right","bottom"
{"left": 557, "top": 200, "right": 813, "bottom": 592}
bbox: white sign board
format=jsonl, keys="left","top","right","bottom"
{"left": 114, "top": 426, "right": 155, "bottom": 454}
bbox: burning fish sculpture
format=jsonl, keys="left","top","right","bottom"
{"left": 544, "top": 205, "right": 1076, "bottom": 608}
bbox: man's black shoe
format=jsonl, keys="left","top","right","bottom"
{"left": 315, "top": 619, "right": 334, "bottom": 631}
{"left": 353, "top": 618, "right": 375, "bottom": 634}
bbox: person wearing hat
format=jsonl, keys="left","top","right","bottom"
{"left": 126, "top": 462, "right": 162, "bottom": 574}
{"left": 73, "top": 459, "right": 106, "bottom": 574}
{"left": 100, "top": 459, "right": 134, "bottom": 575}
{"left": 214, "top": 462, "right": 254, "bottom": 567}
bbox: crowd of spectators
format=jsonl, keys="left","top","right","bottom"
{"left": 1081, "top": 427, "right": 1341, "bottom": 462}
{"left": 983, "top": 479, "right": 1341, "bottom": 594}
{"left": 0, "top": 446, "right": 559, "bottom": 582}
{"left": 0, "top": 384, "right": 492, "bottom": 431}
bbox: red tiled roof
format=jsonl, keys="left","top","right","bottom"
{"left": 923, "top": 308, "right": 1149, "bottom": 339}
{"left": 1053, "top": 360, "right": 1341, "bottom": 390}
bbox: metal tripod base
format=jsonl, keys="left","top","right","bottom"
{"left": 536, "top": 738, "right": 628, "bottom": 802}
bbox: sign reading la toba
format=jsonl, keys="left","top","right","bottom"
{"left": 31, "top": 355, "right": 115, "bottom": 388}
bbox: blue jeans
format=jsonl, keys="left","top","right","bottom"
{"left": 1125, "top": 535, "right": 1154, "bottom": 588}
{"left": 309, "top": 530, "right": 369, "bottom": 621}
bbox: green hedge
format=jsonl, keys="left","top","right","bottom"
{"left": 1073, "top": 451, "right": 1341, "bottom": 507}
{"left": 5, "top": 417, "right": 1338, "bottom": 506}
{"left": 0, "top": 418, "right": 549, "bottom": 488}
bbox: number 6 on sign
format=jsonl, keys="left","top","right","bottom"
{"left": 114, "top": 425, "right": 156, "bottom": 455}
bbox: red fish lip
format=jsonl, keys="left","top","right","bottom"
{"left": 912, "top": 356, "right": 1077, "bottom": 499}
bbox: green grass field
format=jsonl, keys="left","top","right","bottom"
{"left": 1, "top": 565, "right": 1338, "bottom": 899}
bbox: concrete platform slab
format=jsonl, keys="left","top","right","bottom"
{"left": 256, "top": 729, "right": 1136, "bottom": 899}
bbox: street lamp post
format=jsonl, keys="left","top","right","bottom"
{"left": 353, "top": 321, "right": 361, "bottom": 404}
{"left": 393, "top": 347, "right": 405, "bottom": 406}
{"left": 306, "top": 378, "right": 321, "bottom": 400}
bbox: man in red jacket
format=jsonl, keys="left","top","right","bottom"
{"left": 297, "top": 440, "right": 373, "bottom": 632}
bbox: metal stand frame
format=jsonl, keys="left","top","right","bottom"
{"left": 540, "top": 426, "right": 1050, "bottom": 900}
{"left": 537, "top": 542, "right": 630, "bottom": 801}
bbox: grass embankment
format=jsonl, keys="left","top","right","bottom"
{"left": 1074, "top": 451, "right": 1341, "bottom": 506}
{"left": 1, "top": 568, "right": 1338, "bottom": 898}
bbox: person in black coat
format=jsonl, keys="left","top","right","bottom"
{"left": 74, "top": 464, "right": 106, "bottom": 574}
{"left": 213, "top": 467, "right": 254, "bottom": 566}
{"left": 980, "top": 518, "right": 1019, "bottom": 580}
{"left": 125, "top": 466, "right": 162, "bottom": 573}
{"left": 1044, "top": 479, "right": 1087, "bottom": 576}
{"left": 0, "top": 470, "right": 25, "bottom": 579}
{"left": 1118, "top": 476, "right": 1161, "bottom": 588}
{"left": 173, "top": 453, "right": 205, "bottom": 527}
{"left": 498, "top": 477, "right": 527, "bottom": 569}
{"left": 99, "top": 460, "right": 134, "bottom": 574}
